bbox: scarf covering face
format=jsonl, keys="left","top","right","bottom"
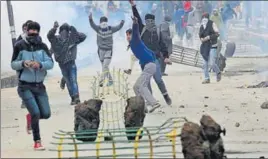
{"left": 145, "top": 19, "right": 157, "bottom": 32}
{"left": 59, "top": 30, "right": 69, "bottom": 41}
{"left": 202, "top": 18, "right": 209, "bottom": 29}
{"left": 26, "top": 33, "right": 42, "bottom": 45}
{"left": 100, "top": 22, "right": 108, "bottom": 29}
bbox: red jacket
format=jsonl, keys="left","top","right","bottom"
{"left": 183, "top": 1, "right": 191, "bottom": 12}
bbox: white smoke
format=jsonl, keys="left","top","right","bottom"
{"left": 1, "top": 1, "right": 78, "bottom": 75}
{"left": 1, "top": 1, "right": 130, "bottom": 77}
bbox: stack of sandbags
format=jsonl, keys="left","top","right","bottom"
{"left": 74, "top": 99, "right": 103, "bottom": 142}
{"left": 124, "top": 96, "right": 146, "bottom": 141}
{"left": 181, "top": 115, "right": 226, "bottom": 159}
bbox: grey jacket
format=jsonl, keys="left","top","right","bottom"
{"left": 187, "top": 7, "right": 196, "bottom": 26}
{"left": 89, "top": 19, "right": 124, "bottom": 50}
{"left": 160, "top": 21, "right": 173, "bottom": 55}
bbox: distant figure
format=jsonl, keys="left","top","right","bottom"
{"left": 210, "top": 9, "right": 224, "bottom": 40}
{"left": 16, "top": 20, "right": 33, "bottom": 43}
{"left": 199, "top": 13, "right": 221, "bottom": 84}
{"left": 173, "top": 4, "right": 185, "bottom": 41}
{"left": 89, "top": 13, "right": 124, "bottom": 87}
{"left": 185, "top": 6, "right": 196, "bottom": 46}
{"left": 203, "top": 1, "right": 212, "bottom": 15}
{"left": 123, "top": 44, "right": 138, "bottom": 75}
{"left": 47, "top": 22, "right": 87, "bottom": 105}
{"left": 221, "top": 3, "right": 237, "bottom": 40}
{"left": 11, "top": 21, "right": 54, "bottom": 150}
{"left": 159, "top": 15, "right": 173, "bottom": 76}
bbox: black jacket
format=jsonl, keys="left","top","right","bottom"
{"left": 132, "top": 5, "right": 169, "bottom": 59}
{"left": 47, "top": 26, "right": 86, "bottom": 64}
{"left": 199, "top": 20, "right": 219, "bottom": 61}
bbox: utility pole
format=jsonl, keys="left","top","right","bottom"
{"left": 6, "top": 0, "right": 16, "bottom": 47}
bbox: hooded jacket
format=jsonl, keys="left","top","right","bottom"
{"left": 210, "top": 10, "right": 223, "bottom": 29}
{"left": 160, "top": 16, "right": 173, "bottom": 54}
{"left": 11, "top": 36, "right": 54, "bottom": 83}
{"left": 221, "top": 4, "right": 237, "bottom": 22}
{"left": 132, "top": 4, "right": 169, "bottom": 59}
{"left": 47, "top": 25, "right": 86, "bottom": 64}
{"left": 186, "top": 7, "right": 196, "bottom": 26}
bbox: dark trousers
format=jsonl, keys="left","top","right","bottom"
{"left": 17, "top": 83, "right": 51, "bottom": 141}
{"left": 59, "top": 60, "right": 79, "bottom": 97}
{"left": 160, "top": 57, "right": 167, "bottom": 74}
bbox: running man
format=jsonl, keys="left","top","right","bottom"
{"left": 126, "top": 16, "right": 161, "bottom": 113}
{"left": 89, "top": 13, "right": 125, "bottom": 87}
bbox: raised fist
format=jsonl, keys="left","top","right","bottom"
{"left": 53, "top": 21, "right": 59, "bottom": 29}
{"left": 131, "top": 16, "right": 138, "bottom": 23}
{"left": 129, "top": 0, "right": 135, "bottom": 5}
{"left": 89, "top": 13, "right": 92, "bottom": 19}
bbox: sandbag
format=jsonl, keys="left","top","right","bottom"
{"left": 200, "top": 115, "right": 226, "bottom": 159}
{"left": 180, "top": 122, "right": 208, "bottom": 159}
{"left": 74, "top": 99, "right": 103, "bottom": 142}
{"left": 224, "top": 42, "right": 236, "bottom": 57}
{"left": 124, "top": 96, "right": 146, "bottom": 141}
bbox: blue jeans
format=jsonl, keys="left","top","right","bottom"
{"left": 141, "top": 59, "right": 168, "bottom": 96}
{"left": 203, "top": 48, "right": 220, "bottom": 80}
{"left": 59, "top": 61, "right": 79, "bottom": 97}
{"left": 17, "top": 83, "right": 51, "bottom": 141}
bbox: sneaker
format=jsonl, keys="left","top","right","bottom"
{"left": 162, "top": 73, "right": 168, "bottom": 76}
{"left": 163, "top": 94, "right": 172, "bottom": 105}
{"left": 149, "top": 103, "right": 161, "bottom": 113}
{"left": 106, "top": 81, "right": 113, "bottom": 87}
{"left": 60, "top": 78, "right": 66, "bottom": 90}
{"left": 70, "top": 97, "right": 76, "bottom": 105}
{"left": 71, "top": 95, "right": 80, "bottom": 105}
{"left": 216, "top": 73, "right": 222, "bottom": 82}
{"left": 124, "top": 69, "right": 132, "bottom": 75}
{"left": 202, "top": 79, "right": 210, "bottom": 84}
{"left": 34, "top": 140, "right": 45, "bottom": 150}
{"left": 26, "top": 114, "right": 32, "bottom": 134}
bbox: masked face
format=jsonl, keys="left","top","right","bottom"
{"left": 202, "top": 18, "right": 209, "bottom": 26}
{"left": 26, "top": 29, "right": 40, "bottom": 44}
{"left": 100, "top": 22, "right": 108, "bottom": 29}
{"left": 59, "top": 30, "right": 69, "bottom": 39}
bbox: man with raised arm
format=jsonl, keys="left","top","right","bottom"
{"left": 89, "top": 13, "right": 124, "bottom": 87}
{"left": 128, "top": 0, "right": 172, "bottom": 107}
{"left": 47, "top": 21, "right": 87, "bottom": 105}
{"left": 126, "top": 16, "right": 161, "bottom": 113}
